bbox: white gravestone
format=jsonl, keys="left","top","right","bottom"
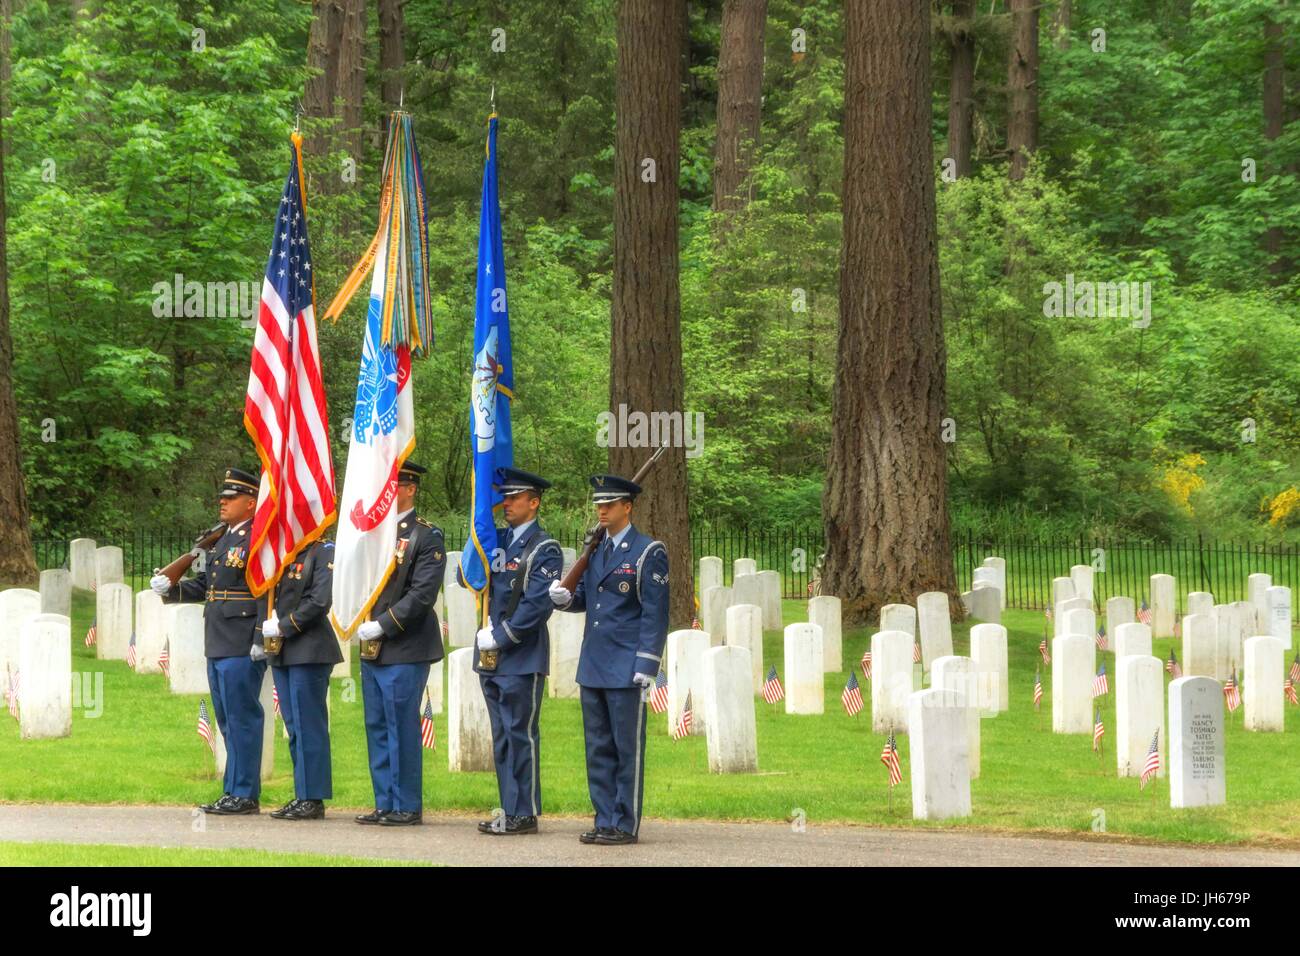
{"left": 425, "top": 658, "right": 443, "bottom": 715}
{"left": 94, "top": 583, "right": 133, "bottom": 661}
{"left": 969, "top": 623, "right": 1008, "bottom": 716}
{"left": 1054, "top": 597, "right": 1091, "bottom": 640}
{"left": 880, "top": 603, "right": 916, "bottom": 637}
{"left": 783, "top": 622, "right": 824, "bottom": 716}
{"left": 908, "top": 687, "right": 971, "bottom": 821}
{"left": 733, "top": 558, "right": 757, "bottom": 580}
{"left": 1267, "top": 586, "right": 1292, "bottom": 650}
{"left": 133, "top": 590, "right": 166, "bottom": 674}
{"left": 1105, "top": 596, "right": 1135, "bottom": 637}
{"left": 0, "top": 588, "right": 41, "bottom": 682}
{"left": 969, "top": 585, "right": 1000, "bottom": 625}
{"left": 757, "top": 570, "right": 782, "bottom": 631}
{"left": 931, "top": 655, "right": 979, "bottom": 779}
{"left": 807, "top": 595, "right": 842, "bottom": 672}
{"left": 39, "top": 570, "right": 72, "bottom": 618}
{"left": 1243, "top": 636, "right": 1283, "bottom": 733}
{"left": 548, "top": 611, "right": 584, "bottom": 699}
{"left": 701, "top": 585, "right": 733, "bottom": 647}
{"left": 1186, "top": 591, "right": 1214, "bottom": 618}
{"left": 447, "top": 648, "right": 494, "bottom": 771}
{"left": 1069, "top": 565, "right": 1094, "bottom": 606}
{"left": 668, "top": 629, "right": 710, "bottom": 734}
{"left": 725, "top": 603, "right": 763, "bottom": 693}
{"left": 561, "top": 547, "right": 577, "bottom": 575}
{"left": 698, "top": 556, "right": 723, "bottom": 596}
{"left": 1211, "top": 605, "right": 1240, "bottom": 681}
{"left": 731, "top": 575, "right": 764, "bottom": 629}
{"left": 1051, "top": 576, "right": 1076, "bottom": 610}
{"left": 18, "top": 613, "right": 72, "bottom": 739}
{"left": 167, "top": 604, "right": 208, "bottom": 694}
{"left": 972, "top": 567, "right": 998, "bottom": 592}
{"left": 69, "top": 538, "right": 97, "bottom": 590}
{"left": 981, "top": 556, "right": 1006, "bottom": 609}
{"left": 1063, "top": 607, "right": 1096, "bottom": 646}
{"left": 917, "top": 592, "right": 953, "bottom": 670}
{"left": 445, "top": 581, "right": 478, "bottom": 649}
{"left": 1183, "top": 613, "right": 1216, "bottom": 678}
{"left": 1229, "top": 601, "right": 1254, "bottom": 675}
{"left": 870, "top": 629, "right": 914, "bottom": 733}
{"left": 1116, "top": 654, "right": 1165, "bottom": 779}
{"left": 1150, "top": 573, "right": 1176, "bottom": 638}
{"left": 1169, "top": 676, "right": 1225, "bottom": 808}
{"left": 1247, "top": 573, "right": 1272, "bottom": 634}
{"left": 702, "top": 646, "right": 758, "bottom": 773}
{"left": 331, "top": 636, "right": 353, "bottom": 680}
{"left": 94, "top": 546, "right": 124, "bottom": 589}
{"left": 1052, "top": 633, "right": 1095, "bottom": 734}
{"left": 1113, "top": 622, "right": 1152, "bottom": 660}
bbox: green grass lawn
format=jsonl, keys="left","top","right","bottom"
{"left": 0, "top": 841, "right": 428, "bottom": 866}
{"left": 2, "top": 588, "right": 1298, "bottom": 845}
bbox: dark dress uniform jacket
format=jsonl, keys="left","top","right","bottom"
{"left": 166, "top": 520, "right": 266, "bottom": 659}
{"left": 369, "top": 513, "right": 447, "bottom": 665}
{"left": 268, "top": 540, "right": 344, "bottom": 668}
{"left": 474, "top": 522, "right": 563, "bottom": 676}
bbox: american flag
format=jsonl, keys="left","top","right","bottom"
{"left": 1140, "top": 729, "right": 1161, "bottom": 788}
{"left": 1033, "top": 668, "right": 1043, "bottom": 710}
{"left": 126, "top": 632, "right": 137, "bottom": 669}
{"left": 672, "top": 692, "right": 693, "bottom": 740}
{"left": 420, "top": 697, "right": 437, "bottom": 750}
{"left": 1166, "top": 647, "right": 1182, "bottom": 678}
{"left": 1224, "top": 669, "right": 1240, "bottom": 712}
{"left": 649, "top": 669, "right": 669, "bottom": 713}
{"left": 272, "top": 683, "right": 281, "bottom": 717}
{"left": 880, "top": 731, "right": 902, "bottom": 787}
{"left": 5, "top": 668, "right": 17, "bottom": 720}
{"left": 1091, "top": 663, "right": 1108, "bottom": 698}
{"left": 1137, "top": 600, "right": 1152, "bottom": 626}
{"left": 1092, "top": 708, "right": 1105, "bottom": 751}
{"left": 1286, "top": 678, "right": 1299, "bottom": 706}
{"left": 1044, "top": 606, "right": 1052, "bottom": 620}
{"left": 158, "top": 641, "right": 170, "bottom": 679}
{"left": 442, "top": 619, "right": 449, "bottom": 637}
{"left": 1290, "top": 653, "right": 1300, "bottom": 686}
{"left": 1039, "top": 621, "right": 1051, "bottom": 665}
{"left": 1173, "top": 616, "right": 1182, "bottom": 639}
{"left": 84, "top": 619, "right": 97, "bottom": 648}
{"left": 691, "top": 617, "right": 701, "bottom": 630}
{"left": 1095, "top": 623, "right": 1107, "bottom": 651}
{"left": 912, "top": 641, "right": 922, "bottom": 664}
{"left": 196, "top": 698, "right": 215, "bottom": 753}
{"left": 842, "top": 668, "right": 864, "bottom": 716}
{"left": 761, "top": 665, "right": 785, "bottom": 704}
{"left": 860, "top": 648, "right": 872, "bottom": 680}
{"left": 243, "top": 132, "right": 336, "bottom": 599}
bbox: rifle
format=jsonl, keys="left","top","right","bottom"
{"left": 154, "top": 522, "right": 227, "bottom": 587}
{"left": 558, "top": 444, "right": 668, "bottom": 594}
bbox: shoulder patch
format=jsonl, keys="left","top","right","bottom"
{"left": 323, "top": 541, "right": 334, "bottom": 550}
{"left": 417, "top": 517, "right": 433, "bottom": 528}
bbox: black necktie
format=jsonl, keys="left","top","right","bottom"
{"left": 604, "top": 538, "right": 615, "bottom": 568}
{"left": 504, "top": 527, "right": 514, "bottom": 550}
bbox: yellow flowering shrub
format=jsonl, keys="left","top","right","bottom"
{"left": 1266, "top": 486, "right": 1300, "bottom": 527}
{"left": 1160, "top": 453, "right": 1206, "bottom": 515}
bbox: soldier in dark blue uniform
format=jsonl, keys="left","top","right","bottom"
{"left": 472, "top": 467, "right": 563, "bottom": 836}
{"left": 353, "top": 461, "right": 446, "bottom": 827}
{"left": 548, "top": 474, "right": 669, "bottom": 846}
{"left": 152, "top": 467, "right": 268, "bottom": 815}
{"left": 261, "top": 538, "right": 341, "bottom": 820}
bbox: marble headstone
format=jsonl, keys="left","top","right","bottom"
{"left": 807, "top": 595, "right": 842, "bottom": 672}
{"left": 702, "top": 645, "right": 758, "bottom": 773}
{"left": 870, "top": 629, "right": 914, "bottom": 733}
{"left": 783, "top": 622, "right": 824, "bottom": 715}
{"left": 724, "top": 603, "right": 764, "bottom": 693}
{"left": 1168, "top": 676, "right": 1225, "bottom": 808}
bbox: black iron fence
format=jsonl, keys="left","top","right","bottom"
{"left": 34, "top": 527, "right": 1299, "bottom": 622}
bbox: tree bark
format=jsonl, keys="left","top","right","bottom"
{"left": 947, "top": 0, "right": 975, "bottom": 179}
{"left": 0, "top": 39, "right": 37, "bottom": 584}
{"left": 378, "top": 0, "right": 405, "bottom": 112}
{"left": 1054, "top": 0, "right": 1071, "bottom": 49}
{"left": 610, "top": 0, "right": 692, "bottom": 629}
{"left": 337, "top": 0, "right": 367, "bottom": 164}
{"left": 1006, "top": 0, "right": 1038, "bottom": 181}
{"left": 822, "top": 0, "right": 956, "bottom": 623}
{"left": 304, "top": 0, "right": 345, "bottom": 162}
{"left": 712, "top": 0, "right": 767, "bottom": 214}
{"left": 1263, "top": 10, "right": 1287, "bottom": 275}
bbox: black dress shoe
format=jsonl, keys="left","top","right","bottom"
{"left": 478, "top": 818, "right": 503, "bottom": 834}
{"left": 378, "top": 810, "right": 422, "bottom": 826}
{"left": 579, "top": 826, "right": 616, "bottom": 845}
{"left": 209, "top": 795, "right": 260, "bottom": 815}
{"left": 355, "top": 809, "right": 389, "bottom": 825}
{"left": 284, "top": 799, "right": 324, "bottom": 820}
{"left": 504, "top": 815, "right": 538, "bottom": 834}
{"left": 594, "top": 828, "right": 637, "bottom": 845}
{"left": 198, "top": 793, "right": 231, "bottom": 813}
{"left": 270, "top": 799, "right": 303, "bottom": 819}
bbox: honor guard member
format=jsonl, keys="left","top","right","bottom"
{"left": 353, "top": 461, "right": 446, "bottom": 826}
{"left": 472, "top": 467, "right": 564, "bottom": 836}
{"left": 151, "top": 467, "right": 268, "bottom": 815}
{"left": 260, "top": 538, "right": 341, "bottom": 820}
{"left": 548, "top": 474, "right": 669, "bottom": 845}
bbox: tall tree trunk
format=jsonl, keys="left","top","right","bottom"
{"left": 1007, "top": 0, "right": 1038, "bottom": 181}
{"left": 947, "top": 0, "right": 975, "bottom": 178}
{"left": 1263, "top": 10, "right": 1287, "bottom": 276}
{"left": 338, "top": 0, "right": 367, "bottom": 164}
{"left": 0, "top": 36, "right": 37, "bottom": 584}
{"left": 712, "top": 0, "right": 767, "bottom": 214}
{"left": 610, "top": 0, "right": 692, "bottom": 629}
{"left": 1054, "top": 0, "right": 1071, "bottom": 49}
{"left": 822, "top": 0, "right": 956, "bottom": 623}
{"left": 378, "top": 0, "right": 405, "bottom": 136}
{"left": 304, "top": 0, "right": 345, "bottom": 162}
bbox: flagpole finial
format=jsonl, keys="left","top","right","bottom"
{"left": 399, "top": 85, "right": 404, "bottom": 110}
{"left": 490, "top": 82, "right": 496, "bottom": 114}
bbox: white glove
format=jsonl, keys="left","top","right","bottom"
{"left": 548, "top": 581, "right": 571, "bottom": 607}
{"left": 250, "top": 644, "right": 267, "bottom": 662}
{"left": 476, "top": 623, "right": 500, "bottom": 651}
{"left": 358, "top": 620, "right": 383, "bottom": 640}
{"left": 261, "top": 616, "right": 280, "bottom": 638}
{"left": 150, "top": 574, "right": 172, "bottom": 595}
{"left": 632, "top": 672, "right": 655, "bottom": 690}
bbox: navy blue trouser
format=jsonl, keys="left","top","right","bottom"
{"left": 480, "top": 672, "right": 544, "bottom": 818}
{"left": 272, "top": 663, "right": 334, "bottom": 800}
{"left": 361, "top": 660, "right": 431, "bottom": 813}
{"left": 207, "top": 655, "right": 267, "bottom": 799}
{"left": 579, "top": 685, "right": 647, "bottom": 835}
